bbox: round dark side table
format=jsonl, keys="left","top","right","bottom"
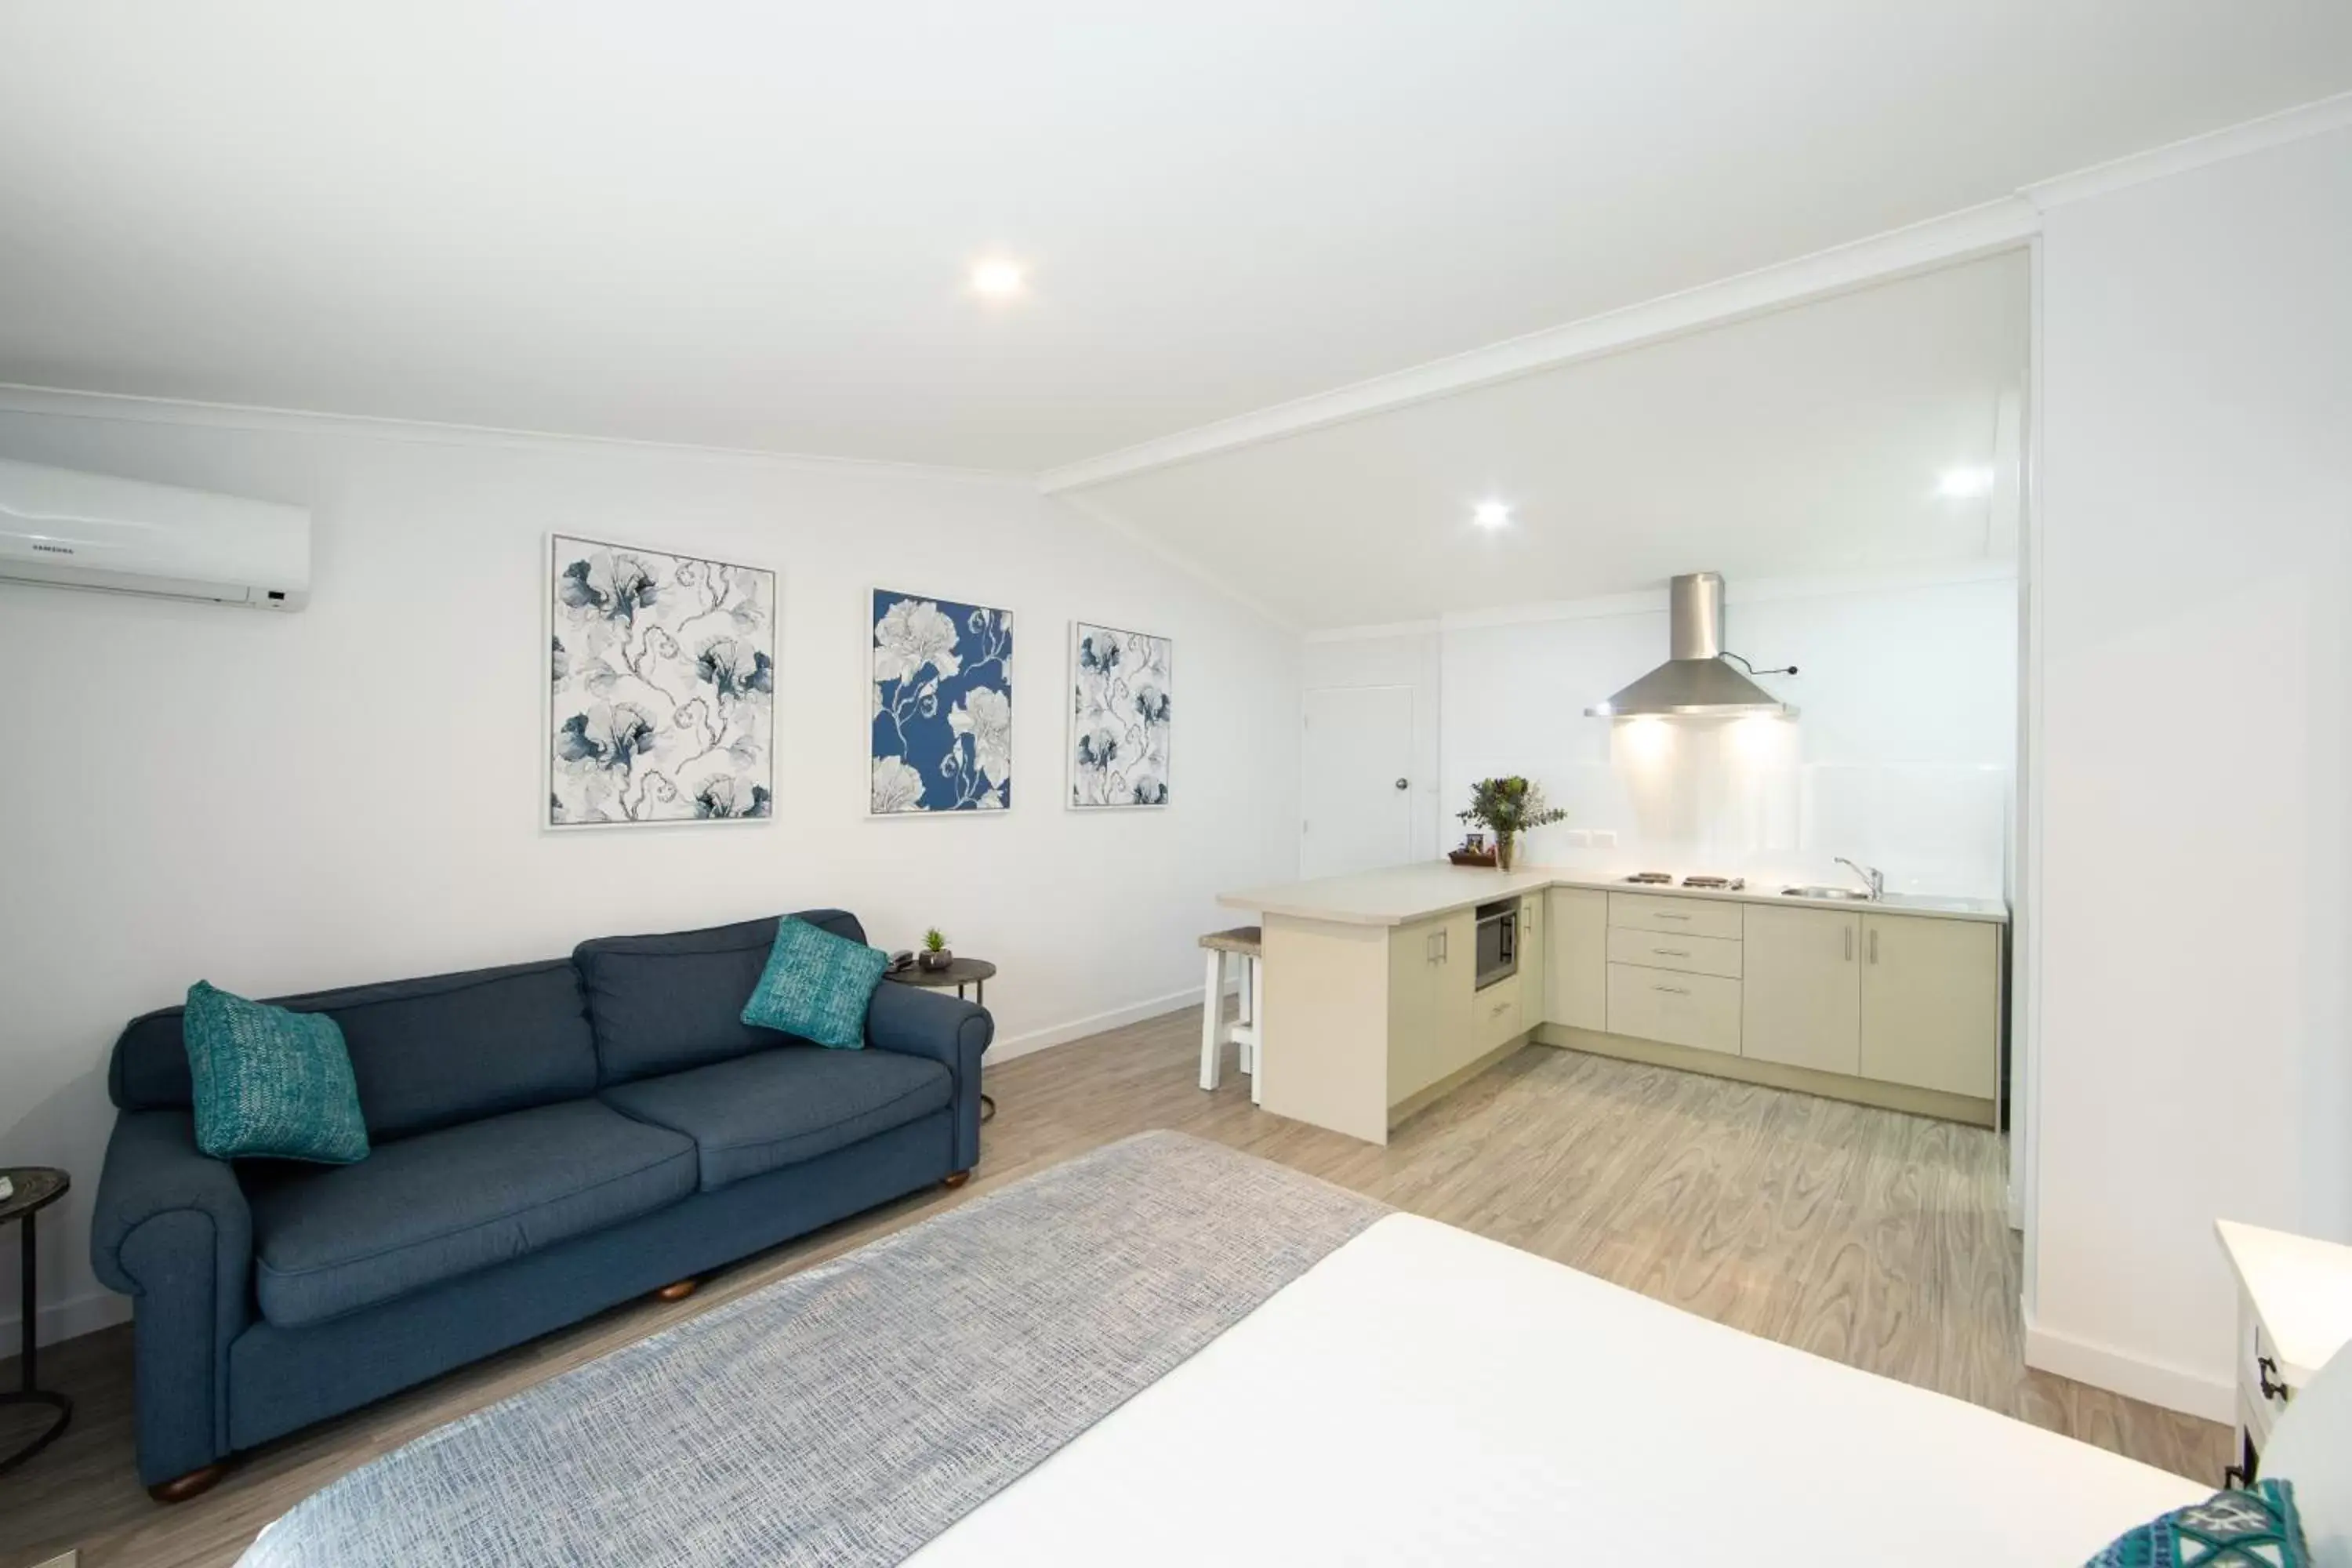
{"left": 885, "top": 956, "right": 996, "bottom": 1006}
{"left": 1, "top": 1166, "right": 72, "bottom": 1476}
{"left": 885, "top": 960, "right": 998, "bottom": 1123}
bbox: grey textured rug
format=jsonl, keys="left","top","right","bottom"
{"left": 240, "top": 1131, "right": 1388, "bottom": 1567}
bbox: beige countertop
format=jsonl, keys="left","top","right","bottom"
{"left": 1218, "top": 863, "right": 2009, "bottom": 928}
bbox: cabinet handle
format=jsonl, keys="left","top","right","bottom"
{"left": 1652, "top": 947, "right": 1690, "bottom": 957}
{"left": 1844, "top": 927, "right": 1853, "bottom": 961}
{"left": 1868, "top": 928, "right": 1878, "bottom": 964}
{"left": 1491, "top": 1000, "right": 1510, "bottom": 1018}
{"left": 1653, "top": 912, "right": 1692, "bottom": 921}
{"left": 1653, "top": 984, "right": 1690, "bottom": 996}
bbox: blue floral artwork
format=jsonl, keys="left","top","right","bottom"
{"left": 1069, "top": 622, "right": 1172, "bottom": 808}
{"left": 870, "top": 588, "right": 1014, "bottom": 814}
{"left": 547, "top": 535, "right": 774, "bottom": 827}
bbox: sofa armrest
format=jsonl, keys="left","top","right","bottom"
{"left": 865, "top": 982, "right": 993, "bottom": 1174}
{"left": 90, "top": 1109, "right": 253, "bottom": 1483}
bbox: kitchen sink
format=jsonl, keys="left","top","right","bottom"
{"left": 1780, "top": 885, "right": 1877, "bottom": 902}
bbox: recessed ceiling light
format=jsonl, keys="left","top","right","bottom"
{"left": 1472, "top": 500, "right": 1512, "bottom": 529}
{"left": 970, "top": 259, "right": 1025, "bottom": 299}
{"left": 1938, "top": 466, "right": 1994, "bottom": 499}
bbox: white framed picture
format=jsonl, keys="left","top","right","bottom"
{"left": 544, "top": 534, "right": 775, "bottom": 829}
{"left": 869, "top": 585, "right": 1015, "bottom": 815}
{"left": 1068, "top": 620, "right": 1171, "bottom": 808}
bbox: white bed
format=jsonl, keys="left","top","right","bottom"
{"left": 911, "top": 1214, "right": 2205, "bottom": 1566}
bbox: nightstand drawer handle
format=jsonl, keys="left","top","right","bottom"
{"left": 2259, "top": 1356, "right": 2291, "bottom": 1403}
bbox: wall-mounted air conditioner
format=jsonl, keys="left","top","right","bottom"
{"left": 0, "top": 456, "right": 310, "bottom": 609}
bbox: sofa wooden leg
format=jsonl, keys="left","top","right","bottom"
{"left": 148, "top": 1461, "right": 230, "bottom": 1504}
{"left": 942, "top": 1171, "right": 971, "bottom": 1189}
{"left": 652, "top": 1277, "right": 700, "bottom": 1302}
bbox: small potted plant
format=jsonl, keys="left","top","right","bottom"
{"left": 918, "top": 927, "right": 954, "bottom": 972}
{"left": 1456, "top": 777, "right": 1566, "bottom": 871}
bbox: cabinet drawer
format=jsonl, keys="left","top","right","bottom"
{"left": 1607, "top": 927, "right": 1742, "bottom": 979}
{"left": 1475, "top": 984, "right": 1523, "bottom": 1052}
{"left": 1606, "top": 964, "right": 1741, "bottom": 1054}
{"left": 1609, "top": 892, "right": 1743, "bottom": 942}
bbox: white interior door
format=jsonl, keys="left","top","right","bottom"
{"left": 1301, "top": 685, "right": 1414, "bottom": 880}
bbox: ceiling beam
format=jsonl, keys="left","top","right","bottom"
{"left": 1038, "top": 88, "right": 2352, "bottom": 498}
{"left": 1037, "top": 196, "right": 2039, "bottom": 495}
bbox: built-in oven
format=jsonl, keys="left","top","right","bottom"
{"left": 1474, "top": 898, "right": 1518, "bottom": 991}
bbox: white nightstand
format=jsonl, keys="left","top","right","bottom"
{"left": 2215, "top": 1218, "right": 2352, "bottom": 1485}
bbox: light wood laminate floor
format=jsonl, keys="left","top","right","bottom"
{"left": 0, "top": 1009, "right": 2227, "bottom": 1567}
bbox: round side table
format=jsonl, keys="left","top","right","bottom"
{"left": 1, "top": 1167, "right": 72, "bottom": 1476}
{"left": 884, "top": 959, "right": 998, "bottom": 1123}
{"left": 884, "top": 956, "right": 997, "bottom": 1006}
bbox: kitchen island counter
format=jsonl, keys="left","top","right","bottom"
{"left": 1218, "top": 861, "right": 2007, "bottom": 1145}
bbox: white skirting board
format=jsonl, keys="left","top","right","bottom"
{"left": 0, "top": 1286, "right": 132, "bottom": 1353}
{"left": 2023, "top": 1308, "right": 2234, "bottom": 1424}
{"left": 983, "top": 979, "right": 1236, "bottom": 1065}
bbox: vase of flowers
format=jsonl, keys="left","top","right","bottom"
{"left": 918, "top": 927, "right": 953, "bottom": 971}
{"left": 1457, "top": 777, "right": 1566, "bottom": 871}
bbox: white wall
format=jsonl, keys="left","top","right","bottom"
{"left": 1300, "top": 626, "right": 1445, "bottom": 865}
{"left": 1437, "top": 570, "right": 2018, "bottom": 895}
{"left": 2027, "top": 124, "right": 2352, "bottom": 1418}
{"left": 0, "top": 397, "right": 1301, "bottom": 1348}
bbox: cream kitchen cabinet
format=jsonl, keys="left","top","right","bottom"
{"left": 1740, "top": 904, "right": 1861, "bottom": 1076}
{"left": 1860, "top": 913, "right": 1999, "bottom": 1099}
{"left": 1605, "top": 963, "right": 1741, "bottom": 1054}
{"left": 1544, "top": 887, "right": 1608, "bottom": 1030}
{"left": 1516, "top": 893, "right": 1546, "bottom": 1011}
{"left": 1385, "top": 909, "right": 1476, "bottom": 1105}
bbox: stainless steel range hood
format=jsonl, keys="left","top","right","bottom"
{"left": 1585, "top": 572, "right": 1797, "bottom": 718}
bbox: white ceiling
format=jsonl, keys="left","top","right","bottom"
{"left": 0, "top": 3, "right": 2346, "bottom": 471}
{"left": 1080, "top": 253, "right": 2030, "bottom": 628}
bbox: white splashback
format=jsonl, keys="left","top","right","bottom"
{"left": 1438, "top": 568, "right": 2017, "bottom": 898}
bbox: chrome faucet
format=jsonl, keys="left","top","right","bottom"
{"left": 1834, "top": 858, "right": 1885, "bottom": 900}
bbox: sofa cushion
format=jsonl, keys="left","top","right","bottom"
{"left": 183, "top": 982, "right": 370, "bottom": 1164}
{"left": 600, "top": 1045, "right": 952, "bottom": 1191}
{"left": 111, "top": 959, "right": 598, "bottom": 1142}
{"left": 740, "top": 917, "right": 890, "bottom": 1049}
{"left": 574, "top": 909, "right": 867, "bottom": 1084}
{"left": 245, "top": 1098, "right": 695, "bottom": 1327}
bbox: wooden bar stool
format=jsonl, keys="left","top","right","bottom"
{"left": 1197, "top": 925, "right": 1263, "bottom": 1104}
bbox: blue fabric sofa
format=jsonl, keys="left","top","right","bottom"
{"left": 89, "top": 910, "right": 990, "bottom": 1497}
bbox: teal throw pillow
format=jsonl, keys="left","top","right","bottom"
{"left": 740, "top": 917, "right": 890, "bottom": 1049}
{"left": 182, "top": 981, "right": 371, "bottom": 1163}
{"left": 2085, "top": 1478, "right": 2307, "bottom": 1566}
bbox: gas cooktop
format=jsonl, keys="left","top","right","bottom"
{"left": 1622, "top": 872, "right": 1748, "bottom": 891}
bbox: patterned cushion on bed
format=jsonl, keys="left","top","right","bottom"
{"left": 2084, "top": 1479, "right": 2307, "bottom": 1567}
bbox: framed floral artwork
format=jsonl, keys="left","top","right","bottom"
{"left": 869, "top": 586, "right": 1014, "bottom": 815}
{"left": 545, "top": 535, "right": 775, "bottom": 828}
{"left": 1068, "top": 621, "right": 1171, "bottom": 808}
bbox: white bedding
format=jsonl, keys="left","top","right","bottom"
{"left": 911, "top": 1214, "right": 2204, "bottom": 1565}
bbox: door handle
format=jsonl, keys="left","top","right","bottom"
{"left": 1394, "top": 777, "right": 1409, "bottom": 790}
